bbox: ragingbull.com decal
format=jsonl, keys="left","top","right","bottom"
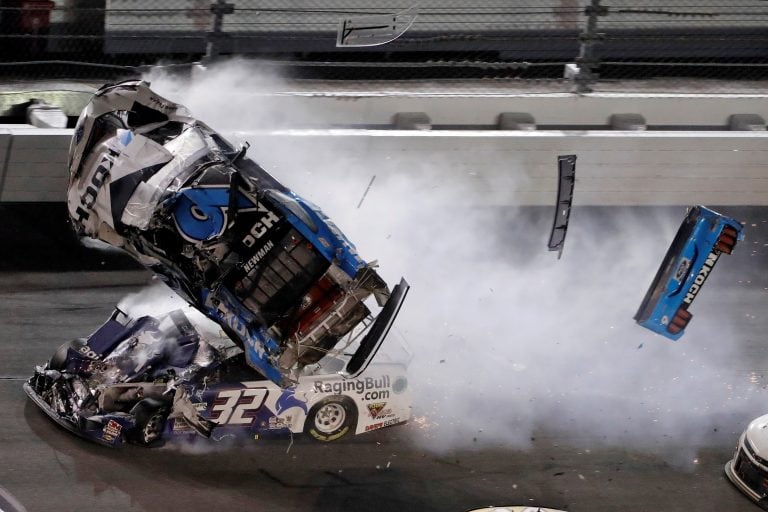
{"left": 313, "top": 376, "right": 392, "bottom": 400}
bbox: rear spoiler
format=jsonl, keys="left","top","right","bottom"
{"left": 342, "top": 278, "right": 410, "bottom": 378}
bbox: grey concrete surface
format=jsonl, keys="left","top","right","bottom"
{"left": 0, "top": 274, "right": 764, "bottom": 512}
{"left": 4, "top": 128, "right": 768, "bottom": 205}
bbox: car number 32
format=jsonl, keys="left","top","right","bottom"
{"left": 210, "top": 388, "right": 268, "bottom": 425}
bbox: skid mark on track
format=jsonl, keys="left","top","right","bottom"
{"left": 257, "top": 468, "right": 353, "bottom": 488}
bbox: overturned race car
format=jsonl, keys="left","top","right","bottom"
{"left": 66, "top": 80, "right": 409, "bottom": 387}
{"left": 725, "top": 413, "right": 768, "bottom": 509}
{"left": 24, "top": 309, "right": 411, "bottom": 447}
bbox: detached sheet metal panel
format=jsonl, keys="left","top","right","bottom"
{"left": 634, "top": 206, "right": 744, "bottom": 340}
{"left": 548, "top": 155, "right": 576, "bottom": 258}
{"left": 0, "top": 128, "right": 71, "bottom": 202}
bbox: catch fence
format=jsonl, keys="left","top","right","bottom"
{"left": 0, "top": 0, "right": 767, "bottom": 93}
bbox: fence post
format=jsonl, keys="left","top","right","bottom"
{"left": 204, "top": 0, "right": 235, "bottom": 63}
{"left": 574, "top": 0, "right": 607, "bottom": 93}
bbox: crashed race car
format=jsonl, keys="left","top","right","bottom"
{"left": 725, "top": 413, "right": 768, "bottom": 509}
{"left": 67, "top": 80, "right": 408, "bottom": 387}
{"left": 634, "top": 205, "right": 743, "bottom": 340}
{"left": 24, "top": 308, "right": 411, "bottom": 447}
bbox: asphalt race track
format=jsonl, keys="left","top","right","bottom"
{"left": 0, "top": 265, "right": 765, "bottom": 512}
{"left": 2, "top": 205, "right": 768, "bottom": 512}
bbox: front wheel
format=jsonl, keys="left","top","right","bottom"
{"left": 304, "top": 396, "right": 357, "bottom": 442}
{"left": 130, "top": 400, "right": 169, "bottom": 446}
{"left": 48, "top": 338, "right": 88, "bottom": 370}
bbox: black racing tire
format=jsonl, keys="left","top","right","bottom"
{"left": 130, "top": 400, "right": 169, "bottom": 446}
{"left": 304, "top": 395, "right": 357, "bottom": 442}
{"left": 48, "top": 338, "right": 88, "bottom": 370}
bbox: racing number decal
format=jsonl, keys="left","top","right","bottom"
{"left": 172, "top": 187, "right": 263, "bottom": 243}
{"left": 210, "top": 388, "right": 268, "bottom": 425}
{"left": 230, "top": 388, "right": 268, "bottom": 424}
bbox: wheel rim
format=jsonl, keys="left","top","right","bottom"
{"left": 314, "top": 402, "right": 346, "bottom": 434}
{"left": 143, "top": 413, "right": 165, "bottom": 443}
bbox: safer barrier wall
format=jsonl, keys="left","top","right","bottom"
{"left": 2, "top": 127, "right": 767, "bottom": 206}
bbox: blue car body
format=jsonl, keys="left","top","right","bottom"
{"left": 634, "top": 205, "right": 743, "bottom": 340}
{"left": 65, "top": 80, "right": 409, "bottom": 387}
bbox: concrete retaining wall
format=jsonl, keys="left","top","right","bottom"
{"left": 243, "top": 129, "right": 768, "bottom": 206}
{"left": 243, "top": 92, "right": 768, "bottom": 129}
{"left": 0, "top": 127, "right": 71, "bottom": 202}
{"left": 4, "top": 126, "right": 765, "bottom": 206}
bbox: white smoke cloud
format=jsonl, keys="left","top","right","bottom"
{"left": 117, "top": 280, "right": 190, "bottom": 318}
{"left": 117, "top": 280, "right": 230, "bottom": 345}
{"left": 141, "top": 60, "right": 764, "bottom": 463}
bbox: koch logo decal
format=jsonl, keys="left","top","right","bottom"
{"left": 74, "top": 154, "right": 116, "bottom": 224}
{"left": 683, "top": 251, "right": 719, "bottom": 305}
{"left": 242, "top": 206, "right": 281, "bottom": 248}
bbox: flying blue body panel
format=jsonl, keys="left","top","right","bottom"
{"left": 635, "top": 205, "right": 743, "bottom": 340}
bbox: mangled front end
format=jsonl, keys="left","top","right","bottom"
{"left": 66, "top": 80, "right": 408, "bottom": 387}
{"left": 25, "top": 310, "right": 217, "bottom": 447}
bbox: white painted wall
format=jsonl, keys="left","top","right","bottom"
{"left": 3, "top": 127, "right": 766, "bottom": 205}
{"left": 236, "top": 92, "right": 768, "bottom": 128}
{"left": 0, "top": 127, "right": 71, "bottom": 202}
